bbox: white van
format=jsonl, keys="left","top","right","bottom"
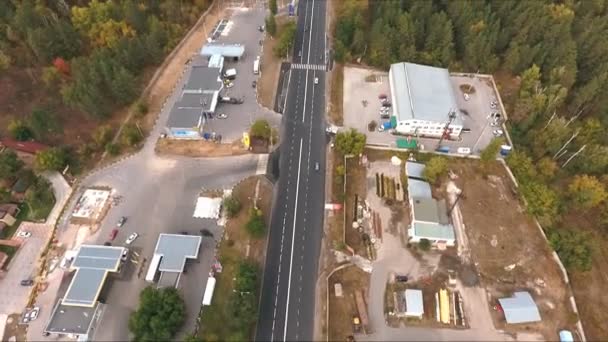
{"left": 253, "top": 57, "right": 260, "bottom": 75}
{"left": 224, "top": 68, "right": 237, "bottom": 79}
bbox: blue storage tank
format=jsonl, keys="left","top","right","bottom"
{"left": 383, "top": 122, "right": 392, "bottom": 130}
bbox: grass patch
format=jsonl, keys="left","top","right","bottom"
{"left": 329, "top": 64, "right": 344, "bottom": 125}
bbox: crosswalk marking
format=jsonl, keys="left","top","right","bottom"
{"left": 256, "top": 154, "right": 269, "bottom": 175}
{"left": 290, "top": 63, "right": 326, "bottom": 71}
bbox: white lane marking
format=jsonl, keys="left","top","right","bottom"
{"left": 283, "top": 138, "right": 303, "bottom": 341}
{"left": 282, "top": 70, "right": 292, "bottom": 113}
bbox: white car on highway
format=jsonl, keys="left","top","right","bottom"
{"left": 218, "top": 113, "right": 228, "bottom": 119}
{"left": 17, "top": 231, "right": 32, "bottom": 238}
{"left": 125, "top": 232, "right": 139, "bottom": 245}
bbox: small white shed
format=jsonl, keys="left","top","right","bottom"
{"left": 405, "top": 289, "right": 424, "bottom": 318}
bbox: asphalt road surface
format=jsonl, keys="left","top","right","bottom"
{"left": 256, "top": 0, "right": 327, "bottom": 341}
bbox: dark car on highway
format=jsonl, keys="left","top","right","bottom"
{"left": 20, "top": 279, "right": 34, "bottom": 286}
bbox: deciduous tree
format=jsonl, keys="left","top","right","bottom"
{"left": 567, "top": 174, "right": 607, "bottom": 209}
{"left": 423, "top": 157, "right": 448, "bottom": 184}
{"left": 0, "top": 151, "right": 24, "bottom": 179}
{"left": 129, "top": 287, "right": 186, "bottom": 341}
{"left": 335, "top": 129, "right": 366, "bottom": 156}
{"left": 35, "top": 147, "right": 67, "bottom": 171}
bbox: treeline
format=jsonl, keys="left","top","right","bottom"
{"left": 0, "top": 0, "right": 211, "bottom": 118}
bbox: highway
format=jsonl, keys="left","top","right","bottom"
{"left": 256, "top": 0, "right": 327, "bottom": 341}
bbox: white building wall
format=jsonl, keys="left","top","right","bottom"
{"left": 396, "top": 118, "right": 462, "bottom": 138}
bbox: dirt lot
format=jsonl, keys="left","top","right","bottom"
{"left": 1, "top": 313, "right": 27, "bottom": 341}
{"left": 344, "top": 156, "right": 367, "bottom": 255}
{"left": 199, "top": 176, "right": 272, "bottom": 340}
{"left": 328, "top": 265, "right": 370, "bottom": 341}
{"left": 155, "top": 138, "right": 249, "bottom": 157}
{"left": 257, "top": 16, "right": 292, "bottom": 110}
{"left": 450, "top": 159, "right": 575, "bottom": 339}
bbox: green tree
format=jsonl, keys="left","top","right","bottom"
{"left": 246, "top": 209, "right": 266, "bottom": 238}
{"left": 273, "top": 21, "right": 296, "bottom": 58}
{"left": 28, "top": 108, "right": 62, "bottom": 140}
{"left": 250, "top": 119, "right": 271, "bottom": 140}
{"left": 0, "top": 150, "right": 24, "bottom": 179}
{"left": 129, "top": 287, "right": 186, "bottom": 341}
{"left": 335, "top": 129, "right": 366, "bottom": 156}
{"left": 35, "top": 147, "right": 67, "bottom": 171}
{"left": 548, "top": 229, "right": 593, "bottom": 272}
{"left": 506, "top": 150, "right": 537, "bottom": 183}
{"left": 423, "top": 157, "right": 448, "bottom": 184}
{"left": 265, "top": 15, "right": 276, "bottom": 37}
{"left": 8, "top": 119, "right": 34, "bottom": 141}
{"left": 567, "top": 174, "right": 607, "bottom": 209}
{"left": 530, "top": 117, "right": 570, "bottom": 159}
{"left": 536, "top": 157, "right": 558, "bottom": 180}
{"left": 420, "top": 12, "right": 454, "bottom": 67}
{"left": 121, "top": 123, "right": 142, "bottom": 146}
{"left": 42, "top": 66, "right": 61, "bottom": 87}
{"left": 26, "top": 176, "right": 55, "bottom": 220}
{"left": 572, "top": 144, "right": 608, "bottom": 175}
{"left": 223, "top": 195, "right": 242, "bottom": 218}
{"left": 418, "top": 238, "right": 431, "bottom": 251}
{"left": 0, "top": 50, "right": 10, "bottom": 72}
{"left": 480, "top": 138, "right": 503, "bottom": 166}
{"left": 269, "top": 0, "right": 277, "bottom": 16}
{"left": 105, "top": 143, "right": 120, "bottom": 156}
{"left": 520, "top": 181, "right": 559, "bottom": 224}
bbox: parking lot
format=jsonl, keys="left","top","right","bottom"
{"left": 343, "top": 67, "right": 504, "bottom": 154}
{"left": 202, "top": 6, "right": 281, "bottom": 143}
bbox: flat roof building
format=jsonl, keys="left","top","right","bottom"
{"left": 389, "top": 62, "right": 463, "bottom": 138}
{"left": 405, "top": 161, "right": 426, "bottom": 180}
{"left": 409, "top": 197, "right": 455, "bottom": 246}
{"left": 151, "top": 234, "right": 202, "bottom": 288}
{"left": 404, "top": 289, "right": 424, "bottom": 318}
{"left": 407, "top": 179, "right": 432, "bottom": 199}
{"left": 200, "top": 43, "right": 245, "bottom": 59}
{"left": 498, "top": 292, "right": 542, "bottom": 324}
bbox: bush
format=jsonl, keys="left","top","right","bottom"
{"left": 250, "top": 119, "right": 271, "bottom": 140}
{"left": 26, "top": 176, "right": 56, "bottom": 220}
{"left": 273, "top": 21, "right": 297, "bottom": 58}
{"left": 93, "top": 125, "right": 114, "bottom": 149}
{"left": 265, "top": 15, "right": 277, "bottom": 37}
{"left": 368, "top": 120, "right": 377, "bottom": 132}
{"left": 548, "top": 229, "right": 593, "bottom": 271}
{"left": 520, "top": 181, "right": 559, "bottom": 224}
{"left": 419, "top": 238, "right": 431, "bottom": 251}
{"left": 105, "top": 143, "right": 120, "bottom": 156}
{"left": 245, "top": 209, "right": 266, "bottom": 238}
{"left": 223, "top": 196, "right": 242, "bottom": 218}
{"left": 134, "top": 100, "right": 149, "bottom": 118}
{"left": 121, "top": 123, "right": 143, "bottom": 146}
{"left": 35, "top": 147, "right": 67, "bottom": 171}
{"left": 8, "top": 119, "right": 34, "bottom": 141}
{"left": 0, "top": 150, "right": 24, "bottom": 179}
{"left": 335, "top": 129, "right": 366, "bottom": 156}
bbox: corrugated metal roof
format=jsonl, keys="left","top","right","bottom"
{"left": 154, "top": 234, "right": 202, "bottom": 272}
{"left": 412, "top": 197, "right": 440, "bottom": 223}
{"left": 405, "top": 161, "right": 426, "bottom": 179}
{"left": 184, "top": 66, "right": 222, "bottom": 92}
{"left": 407, "top": 179, "right": 432, "bottom": 199}
{"left": 167, "top": 107, "right": 203, "bottom": 129}
{"left": 200, "top": 43, "right": 245, "bottom": 57}
{"left": 389, "top": 62, "right": 462, "bottom": 125}
{"left": 413, "top": 222, "right": 455, "bottom": 241}
{"left": 498, "top": 292, "right": 541, "bottom": 324}
{"left": 405, "top": 289, "right": 424, "bottom": 316}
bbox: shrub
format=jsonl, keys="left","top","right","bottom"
{"left": 121, "top": 123, "right": 143, "bottom": 146}
{"left": 105, "top": 143, "right": 120, "bottom": 156}
{"left": 250, "top": 119, "right": 271, "bottom": 140}
{"left": 134, "top": 100, "right": 149, "bottom": 118}
{"left": 423, "top": 157, "right": 448, "bottom": 184}
{"left": 223, "top": 196, "right": 242, "bottom": 218}
{"left": 548, "top": 229, "right": 593, "bottom": 271}
{"left": 245, "top": 209, "right": 266, "bottom": 238}
{"left": 8, "top": 119, "right": 34, "bottom": 141}
{"left": 419, "top": 238, "right": 431, "bottom": 251}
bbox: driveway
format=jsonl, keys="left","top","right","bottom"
{"left": 41, "top": 171, "right": 73, "bottom": 225}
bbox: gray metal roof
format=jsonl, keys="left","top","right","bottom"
{"left": 498, "top": 292, "right": 541, "bottom": 324}
{"left": 45, "top": 301, "right": 100, "bottom": 335}
{"left": 407, "top": 179, "right": 432, "bottom": 199}
{"left": 154, "top": 234, "right": 202, "bottom": 272}
{"left": 405, "top": 161, "right": 426, "bottom": 180}
{"left": 166, "top": 107, "right": 203, "bottom": 129}
{"left": 200, "top": 43, "right": 245, "bottom": 58}
{"left": 177, "top": 93, "right": 216, "bottom": 109}
{"left": 72, "top": 245, "right": 122, "bottom": 270}
{"left": 184, "top": 66, "right": 222, "bottom": 92}
{"left": 62, "top": 245, "right": 124, "bottom": 307}
{"left": 412, "top": 197, "right": 440, "bottom": 223}
{"left": 404, "top": 289, "right": 424, "bottom": 315}
{"left": 390, "top": 62, "right": 462, "bottom": 125}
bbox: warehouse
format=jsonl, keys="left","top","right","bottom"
{"left": 165, "top": 60, "right": 223, "bottom": 138}
{"left": 389, "top": 62, "right": 463, "bottom": 138}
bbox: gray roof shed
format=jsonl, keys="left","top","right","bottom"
{"left": 200, "top": 44, "right": 245, "bottom": 58}
{"left": 498, "top": 292, "right": 541, "bottom": 324}
{"left": 407, "top": 179, "right": 432, "bottom": 199}
{"left": 166, "top": 107, "right": 203, "bottom": 129}
{"left": 404, "top": 289, "right": 424, "bottom": 316}
{"left": 183, "top": 66, "right": 222, "bottom": 93}
{"left": 389, "top": 62, "right": 462, "bottom": 125}
{"left": 405, "top": 161, "right": 426, "bottom": 180}
{"left": 412, "top": 197, "right": 449, "bottom": 225}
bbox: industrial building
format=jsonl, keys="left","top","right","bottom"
{"left": 389, "top": 62, "right": 463, "bottom": 138}
{"left": 408, "top": 197, "right": 455, "bottom": 246}
{"left": 146, "top": 233, "right": 202, "bottom": 288}
{"left": 44, "top": 245, "right": 125, "bottom": 340}
{"left": 165, "top": 57, "right": 224, "bottom": 138}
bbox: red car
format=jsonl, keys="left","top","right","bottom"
{"left": 109, "top": 229, "right": 118, "bottom": 241}
{"left": 378, "top": 94, "right": 387, "bottom": 99}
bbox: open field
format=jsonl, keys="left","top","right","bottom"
{"left": 328, "top": 265, "right": 370, "bottom": 341}
{"left": 198, "top": 176, "right": 271, "bottom": 340}
{"left": 155, "top": 139, "right": 249, "bottom": 158}
{"left": 450, "top": 159, "right": 576, "bottom": 339}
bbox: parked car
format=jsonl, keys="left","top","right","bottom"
{"left": 27, "top": 307, "right": 40, "bottom": 321}
{"left": 457, "top": 147, "right": 472, "bottom": 155}
{"left": 493, "top": 129, "right": 504, "bottom": 137}
{"left": 200, "top": 229, "right": 214, "bottom": 238}
{"left": 109, "top": 229, "right": 118, "bottom": 241}
{"left": 314, "top": 162, "right": 320, "bottom": 171}
{"left": 258, "top": 25, "right": 264, "bottom": 32}
{"left": 462, "top": 128, "right": 472, "bottom": 133}
{"left": 378, "top": 94, "right": 387, "bottom": 99}
{"left": 103, "top": 242, "right": 112, "bottom": 246}
{"left": 382, "top": 102, "right": 392, "bottom": 107}
{"left": 20, "top": 279, "right": 34, "bottom": 286}
{"left": 117, "top": 216, "right": 127, "bottom": 227}
{"left": 490, "top": 121, "right": 500, "bottom": 127}
{"left": 121, "top": 248, "right": 129, "bottom": 262}
{"left": 463, "top": 93, "right": 470, "bottom": 101}
{"left": 395, "top": 275, "right": 409, "bottom": 282}
{"left": 218, "top": 113, "right": 228, "bottom": 119}
{"left": 314, "top": 77, "right": 319, "bottom": 84}
{"left": 252, "top": 80, "right": 257, "bottom": 88}
{"left": 125, "top": 232, "right": 139, "bottom": 245}
{"left": 226, "top": 82, "right": 234, "bottom": 88}
{"left": 17, "top": 231, "right": 32, "bottom": 238}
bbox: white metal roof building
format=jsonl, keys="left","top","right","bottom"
{"left": 407, "top": 179, "right": 432, "bottom": 199}
{"left": 404, "top": 289, "right": 424, "bottom": 318}
{"left": 498, "top": 292, "right": 542, "bottom": 324}
{"left": 408, "top": 198, "right": 455, "bottom": 246}
{"left": 389, "top": 62, "right": 463, "bottom": 138}
{"left": 200, "top": 43, "right": 245, "bottom": 58}
{"left": 405, "top": 161, "right": 426, "bottom": 180}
